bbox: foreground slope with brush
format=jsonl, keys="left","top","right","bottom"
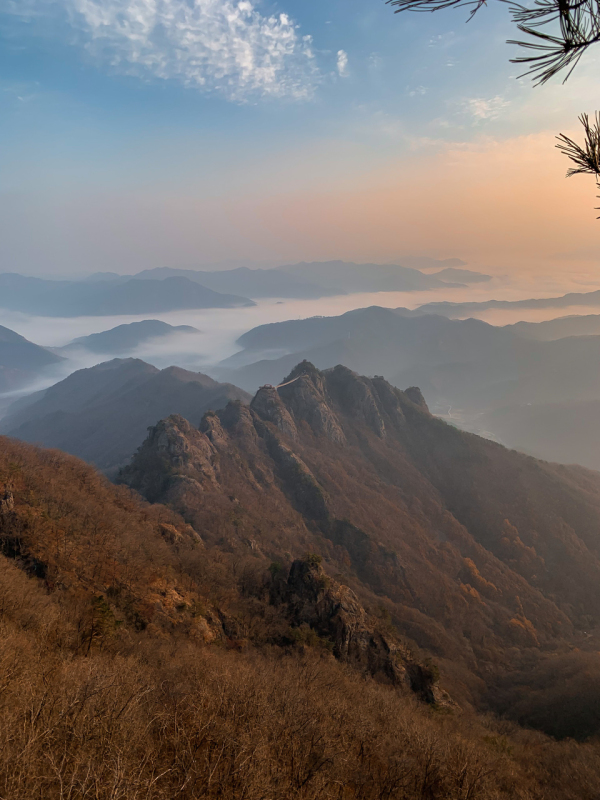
{"left": 122, "top": 361, "right": 600, "bottom": 740}
{"left": 4, "top": 437, "right": 600, "bottom": 798}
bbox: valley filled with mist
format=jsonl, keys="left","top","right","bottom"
{"left": 5, "top": 259, "right": 600, "bottom": 471}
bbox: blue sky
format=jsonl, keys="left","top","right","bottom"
{"left": 1, "top": 0, "right": 598, "bottom": 276}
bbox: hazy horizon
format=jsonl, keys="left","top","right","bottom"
{"left": 2, "top": 0, "right": 599, "bottom": 279}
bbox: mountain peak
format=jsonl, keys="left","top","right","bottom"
{"left": 249, "top": 362, "right": 428, "bottom": 443}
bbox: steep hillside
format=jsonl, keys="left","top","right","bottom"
{"left": 2, "top": 425, "right": 600, "bottom": 797}
{"left": 0, "top": 358, "right": 250, "bottom": 473}
{"left": 122, "top": 362, "right": 600, "bottom": 738}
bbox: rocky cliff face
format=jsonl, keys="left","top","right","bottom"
{"left": 121, "top": 361, "right": 600, "bottom": 720}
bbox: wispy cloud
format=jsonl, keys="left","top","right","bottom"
{"left": 7, "top": 0, "right": 319, "bottom": 102}
{"left": 464, "top": 96, "right": 510, "bottom": 121}
{"left": 336, "top": 49, "right": 349, "bottom": 77}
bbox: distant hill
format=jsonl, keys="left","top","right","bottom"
{"left": 85, "top": 271, "right": 126, "bottom": 282}
{"left": 275, "top": 260, "right": 463, "bottom": 292}
{"left": 0, "top": 358, "right": 250, "bottom": 472}
{"left": 414, "top": 288, "right": 600, "bottom": 318}
{"left": 391, "top": 255, "right": 466, "bottom": 270}
{"left": 431, "top": 267, "right": 492, "bottom": 283}
{"left": 0, "top": 273, "right": 254, "bottom": 316}
{"left": 507, "top": 313, "right": 600, "bottom": 340}
{"left": 62, "top": 320, "right": 199, "bottom": 355}
{"left": 0, "top": 324, "right": 63, "bottom": 394}
{"left": 132, "top": 266, "right": 336, "bottom": 299}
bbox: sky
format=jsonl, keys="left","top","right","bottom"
{"left": 1, "top": 0, "right": 599, "bottom": 278}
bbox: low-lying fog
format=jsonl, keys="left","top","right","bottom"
{"left": 3, "top": 266, "right": 600, "bottom": 409}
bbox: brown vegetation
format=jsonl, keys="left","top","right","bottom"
{"left": 2, "top": 438, "right": 600, "bottom": 798}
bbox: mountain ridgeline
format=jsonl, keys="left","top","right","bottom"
{"left": 214, "top": 305, "right": 600, "bottom": 471}
{"left": 122, "top": 361, "right": 600, "bottom": 740}
{"left": 0, "top": 359, "right": 251, "bottom": 473}
{"left": 0, "top": 273, "right": 254, "bottom": 316}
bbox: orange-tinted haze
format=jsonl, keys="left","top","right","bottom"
{"left": 237, "top": 131, "right": 599, "bottom": 275}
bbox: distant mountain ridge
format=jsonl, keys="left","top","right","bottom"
{"left": 414, "top": 287, "right": 600, "bottom": 318}
{"left": 431, "top": 267, "right": 492, "bottom": 283}
{"left": 2, "top": 259, "right": 488, "bottom": 311}
{"left": 211, "top": 305, "right": 600, "bottom": 471}
{"left": 0, "top": 358, "right": 250, "bottom": 472}
{"left": 131, "top": 260, "right": 474, "bottom": 297}
{"left": 0, "top": 273, "right": 254, "bottom": 316}
{"left": 274, "top": 260, "right": 464, "bottom": 292}
{"left": 132, "top": 266, "right": 337, "bottom": 299}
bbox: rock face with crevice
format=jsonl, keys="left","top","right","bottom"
{"left": 273, "top": 557, "right": 446, "bottom": 701}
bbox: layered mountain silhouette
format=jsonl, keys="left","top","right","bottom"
{"left": 0, "top": 358, "right": 250, "bottom": 473}
{"left": 0, "top": 273, "right": 254, "bottom": 316}
{"left": 121, "top": 361, "right": 600, "bottom": 739}
{"left": 60, "top": 319, "right": 199, "bottom": 355}
{"left": 0, "top": 324, "right": 63, "bottom": 395}
{"left": 414, "top": 287, "right": 600, "bottom": 318}
{"left": 0, "top": 260, "right": 476, "bottom": 317}
{"left": 132, "top": 266, "right": 337, "bottom": 299}
{"left": 274, "top": 260, "right": 463, "bottom": 292}
{"left": 214, "top": 306, "right": 600, "bottom": 470}
{"left": 130, "top": 259, "right": 478, "bottom": 298}
{"left": 506, "top": 313, "right": 600, "bottom": 340}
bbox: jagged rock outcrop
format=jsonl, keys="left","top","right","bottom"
{"left": 121, "top": 414, "right": 218, "bottom": 503}
{"left": 404, "top": 386, "right": 430, "bottom": 412}
{"left": 0, "top": 490, "right": 14, "bottom": 515}
{"left": 277, "top": 362, "right": 347, "bottom": 444}
{"left": 250, "top": 385, "right": 298, "bottom": 439}
{"left": 273, "top": 557, "right": 445, "bottom": 702}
